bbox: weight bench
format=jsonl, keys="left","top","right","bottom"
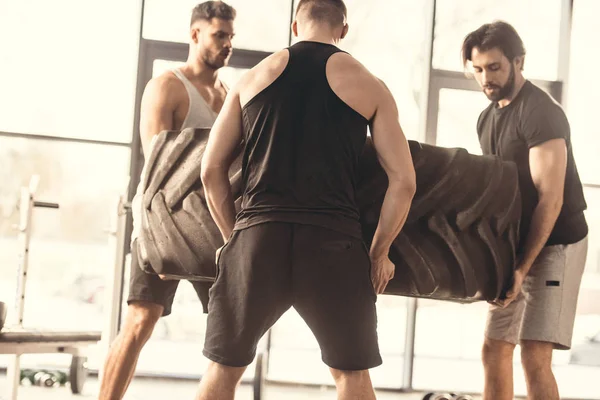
{"left": 0, "top": 330, "right": 101, "bottom": 347}
{"left": 0, "top": 330, "right": 101, "bottom": 397}
{"left": 1, "top": 176, "right": 102, "bottom": 399}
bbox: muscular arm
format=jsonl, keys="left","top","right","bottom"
{"left": 518, "top": 138, "right": 567, "bottom": 275}
{"left": 326, "top": 55, "right": 416, "bottom": 262}
{"left": 369, "top": 81, "right": 417, "bottom": 261}
{"left": 200, "top": 86, "right": 243, "bottom": 242}
{"left": 138, "top": 77, "right": 176, "bottom": 155}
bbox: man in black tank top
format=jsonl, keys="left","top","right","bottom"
{"left": 462, "top": 22, "right": 588, "bottom": 400}
{"left": 197, "top": 1, "right": 416, "bottom": 398}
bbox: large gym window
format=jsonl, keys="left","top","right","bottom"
{"left": 555, "top": 1, "right": 600, "bottom": 396}
{"left": 433, "top": 89, "right": 488, "bottom": 154}
{"left": 566, "top": 0, "right": 600, "bottom": 187}
{"left": 0, "top": 0, "right": 138, "bottom": 378}
{"left": 0, "top": 0, "right": 140, "bottom": 143}
{"left": 432, "top": 0, "right": 563, "bottom": 81}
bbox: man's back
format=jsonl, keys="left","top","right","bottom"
{"left": 234, "top": 41, "right": 381, "bottom": 238}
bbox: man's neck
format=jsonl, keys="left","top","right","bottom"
{"left": 497, "top": 76, "right": 527, "bottom": 108}
{"left": 182, "top": 58, "right": 220, "bottom": 88}
{"left": 299, "top": 31, "right": 339, "bottom": 46}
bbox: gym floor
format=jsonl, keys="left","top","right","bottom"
{"left": 0, "top": 375, "right": 483, "bottom": 400}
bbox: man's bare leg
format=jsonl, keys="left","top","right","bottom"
{"left": 195, "top": 361, "right": 246, "bottom": 400}
{"left": 521, "top": 340, "right": 558, "bottom": 400}
{"left": 98, "top": 301, "right": 163, "bottom": 400}
{"left": 482, "top": 337, "right": 515, "bottom": 400}
{"left": 330, "top": 368, "right": 376, "bottom": 400}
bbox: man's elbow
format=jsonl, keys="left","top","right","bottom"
{"left": 200, "top": 165, "right": 223, "bottom": 188}
{"left": 389, "top": 175, "right": 417, "bottom": 199}
{"left": 538, "top": 191, "right": 564, "bottom": 213}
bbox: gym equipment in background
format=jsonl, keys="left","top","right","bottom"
{"left": 0, "top": 176, "right": 101, "bottom": 399}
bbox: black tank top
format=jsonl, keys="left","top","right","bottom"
{"left": 233, "top": 41, "right": 368, "bottom": 238}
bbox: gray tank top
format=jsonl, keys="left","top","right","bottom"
{"left": 131, "top": 69, "right": 224, "bottom": 244}
{"left": 170, "top": 68, "right": 219, "bottom": 129}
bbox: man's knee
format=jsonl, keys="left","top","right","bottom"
{"left": 520, "top": 340, "right": 553, "bottom": 373}
{"left": 330, "top": 368, "right": 371, "bottom": 385}
{"left": 205, "top": 361, "right": 246, "bottom": 385}
{"left": 482, "top": 337, "right": 515, "bottom": 366}
{"left": 121, "top": 301, "right": 163, "bottom": 341}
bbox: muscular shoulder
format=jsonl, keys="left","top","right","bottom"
{"left": 516, "top": 82, "right": 570, "bottom": 146}
{"left": 327, "top": 52, "right": 386, "bottom": 120}
{"left": 238, "top": 50, "right": 289, "bottom": 105}
{"left": 241, "top": 50, "right": 288, "bottom": 86}
{"left": 259, "top": 49, "right": 289, "bottom": 74}
{"left": 522, "top": 82, "right": 568, "bottom": 121}
{"left": 143, "top": 71, "right": 184, "bottom": 103}
{"left": 520, "top": 82, "right": 565, "bottom": 120}
{"left": 327, "top": 52, "right": 379, "bottom": 86}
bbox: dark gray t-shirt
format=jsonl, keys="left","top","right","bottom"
{"left": 477, "top": 81, "right": 587, "bottom": 248}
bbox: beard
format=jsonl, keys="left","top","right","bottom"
{"left": 202, "top": 51, "right": 230, "bottom": 70}
{"left": 483, "top": 64, "right": 515, "bottom": 102}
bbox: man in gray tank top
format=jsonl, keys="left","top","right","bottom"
{"left": 98, "top": 2, "right": 235, "bottom": 399}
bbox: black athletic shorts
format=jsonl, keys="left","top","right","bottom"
{"left": 203, "top": 222, "right": 382, "bottom": 371}
{"left": 127, "top": 240, "right": 211, "bottom": 316}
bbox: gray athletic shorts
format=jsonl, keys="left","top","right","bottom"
{"left": 485, "top": 236, "right": 588, "bottom": 350}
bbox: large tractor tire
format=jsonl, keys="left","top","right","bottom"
{"left": 136, "top": 128, "right": 520, "bottom": 302}
{"left": 356, "top": 140, "right": 520, "bottom": 302}
{"left": 135, "top": 128, "right": 241, "bottom": 282}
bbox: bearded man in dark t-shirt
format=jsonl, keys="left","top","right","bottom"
{"left": 462, "top": 21, "right": 588, "bottom": 400}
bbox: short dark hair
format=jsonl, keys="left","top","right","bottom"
{"left": 296, "top": 0, "right": 347, "bottom": 27}
{"left": 461, "top": 21, "right": 526, "bottom": 69}
{"left": 190, "top": 1, "right": 236, "bottom": 26}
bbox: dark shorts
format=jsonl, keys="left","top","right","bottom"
{"left": 203, "top": 222, "right": 382, "bottom": 371}
{"left": 127, "top": 240, "right": 211, "bottom": 316}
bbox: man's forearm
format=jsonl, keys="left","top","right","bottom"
{"left": 518, "top": 197, "right": 563, "bottom": 275}
{"left": 202, "top": 168, "right": 237, "bottom": 242}
{"left": 369, "top": 182, "right": 415, "bottom": 258}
